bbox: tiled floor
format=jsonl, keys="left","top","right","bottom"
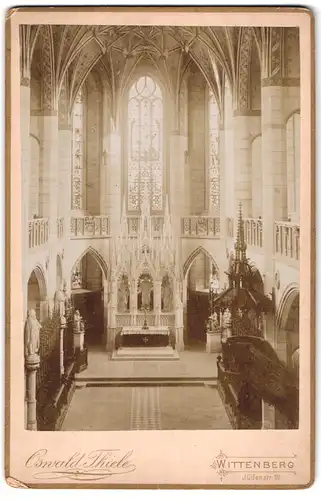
{"left": 76, "top": 348, "right": 218, "bottom": 380}
{"left": 61, "top": 385, "right": 231, "bottom": 431}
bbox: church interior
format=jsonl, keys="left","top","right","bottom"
{"left": 21, "top": 25, "right": 300, "bottom": 431}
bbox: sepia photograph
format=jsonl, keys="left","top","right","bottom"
{"left": 6, "top": 6, "right": 314, "bottom": 488}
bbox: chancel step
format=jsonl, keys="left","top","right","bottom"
{"left": 75, "top": 380, "right": 217, "bottom": 388}
{"left": 111, "top": 346, "right": 180, "bottom": 361}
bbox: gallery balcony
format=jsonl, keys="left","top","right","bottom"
{"left": 274, "top": 221, "right": 300, "bottom": 261}
{"left": 243, "top": 218, "right": 263, "bottom": 248}
{"left": 226, "top": 217, "right": 300, "bottom": 262}
{"left": 28, "top": 218, "right": 49, "bottom": 249}
{"left": 27, "top": 216, "right": 300, "bottom": 265}
{"left": 70, "top": 216, "right": 109, "bottom": 239}
{"left": 181, "top": 216, "right": 220, "bottom": 238}
{"left": 127, "top": 215, "right": 164, "bottom": 237}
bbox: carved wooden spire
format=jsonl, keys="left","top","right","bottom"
{"left": 234, "top": 202, "right": 247, "bottom": 264}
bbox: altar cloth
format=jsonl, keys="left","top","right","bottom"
{"left": 121, "top": 326, "right": 169, "bottom": 336}
{"left": 119, "top": 326, "right": 170, "bottom": 348}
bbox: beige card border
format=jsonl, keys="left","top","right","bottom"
{"left": 5, "top": 6, "right": 315, "bottom": 490}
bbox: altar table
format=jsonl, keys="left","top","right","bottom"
{"left": 120, "top": 326, "right": 170, "bottom": 348}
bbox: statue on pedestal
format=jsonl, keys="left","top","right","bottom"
{"left": 161, "top": 275, "right": 172, "bottom": 312}
{"left": 54, "top": 285, "right": 66, "bottom": 317}
{"left": 138, "top": 274, "right": 153, "bottom": 311}
{"left": 24, "top": 309, "right": 41, "bottom": 356}
{"left": 118, "top": 275, "right": 129, "bottom": 313}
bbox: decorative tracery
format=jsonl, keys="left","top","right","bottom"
{"left": 127, "top": 76, "right": 164, "bottom": 212}
{"left": 208, "top": 89, "right": 220, "bottom": 213}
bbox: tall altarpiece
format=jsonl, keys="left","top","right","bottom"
{"left": 107, "top": 195, "right": 184, "bottom": 352}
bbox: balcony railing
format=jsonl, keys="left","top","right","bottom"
{"left": 28, "top": 218, "right": 49, "bottom": 249}
{"left": 70, "top": 216, "right": 109, "bottom": 238}
{"left": 127, "top": 216, "right": 164, "bottom": 237}
{"left": 274, "top": 222, "right": 300, "bottom": 260}
{"left": 57, "top": 217, "right": 64, "bottom": 239}
{"left": 244, "top": 218, "right": 263, "bottom": 248}
{"left": 181, "top": 216, "right": 220, "bottom": 238}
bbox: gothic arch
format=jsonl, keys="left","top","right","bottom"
{"left": 29, "top": 133, "right": 40, "bottom": 145}
{"left": 285, "top": 109, "right": 300, "bottom": 124}
{"left": 27, "top": 264, "right": 47, "bottom": 300}
{"left": 71, "top": 246, "right": 108, "bottom": 281}
{"left": 183, "top": 246, "right": 219, "bottom": 278}
{"left": 276, "top": 283, "right": 300, "bottom": 330}
{"left": 250, "top": 132, "right": 262, "bottom": 145}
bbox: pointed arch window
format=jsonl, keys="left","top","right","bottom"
{"left": 72, "top": 88, "right": 85, "bottom": 210}
{"left": 208, "top": 89, "right": 220, "bottom": 212}
{"left": 127, "top": 76, "right": 164, "bottom": 212}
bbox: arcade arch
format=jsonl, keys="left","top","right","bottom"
{"left": 27, "top": 265, "right": 47, "bottom": 322}
{"left": 183, "top": 247, "right": 219, "bottom": 349}
{"left": 70, "top": 248, "right": 108, "bottom": 347}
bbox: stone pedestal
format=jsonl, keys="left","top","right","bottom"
{"left": 175, "top": 327, "right": 184, "bottom": 352}
{"left": 73, "top": 330, "right": 85, "bottom": 352}
{"left": 75, "top": 347, "right": 88, "bottom": 373}
{"left": 25, "top": 353, "right": 40, "bottom": 430}
{"left": 206, "top": 330, "right": 222, "bottom": 354}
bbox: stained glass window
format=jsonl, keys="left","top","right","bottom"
{"left": 72, "top": 88, "right": 85, "bottom": 210}
{"left": 208, "top": 90, "right": 220, "bottom": 212}
{"left": 128, "top": 76, "right": 163, "bottom": 211}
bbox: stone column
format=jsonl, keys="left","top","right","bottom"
{"left": 169, "top": 133, "right": 187, "bottom": 235}
{"left": 261, "top": 27, "right": 300, "bottom": 294}
{"left": 25, "top": 353, "right": 40, "bottom": 430}
{"left": 58, "top": 120, "right": 72, "bottom": 241}
{"left": 106, "top": 130, "right": 121, "bottom": 235}
{"left": 21, "top": 79, "right": 31, "bottom": 314}
{"left": 154, "top": 280, "right": 162, "bottom": 326}
{"left": 58, "top": 78, "right": 72, "bottom": 241}
{"left": 39, "top": 109, "right": 59, "bottom": 312}
{"left": 233, "top": 112, "right": 261, "bottom": 218}
{"left": 218, "top": 123, "right": 226, "bottom": 239}
{"left": 100, "top": 88, "right": 110, "bottom": 215}
{"left": 59, "top": 315, "right": 66, "bottom": 376}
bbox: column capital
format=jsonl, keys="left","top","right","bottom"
{"left": 261, "top": 77, "right": 300, "bottom": 88}
{"left": 25, "top": 353, "right": 40, "bottom": 371}
{"left": 21, "top": 76, "right": 31, "bottom": 87}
